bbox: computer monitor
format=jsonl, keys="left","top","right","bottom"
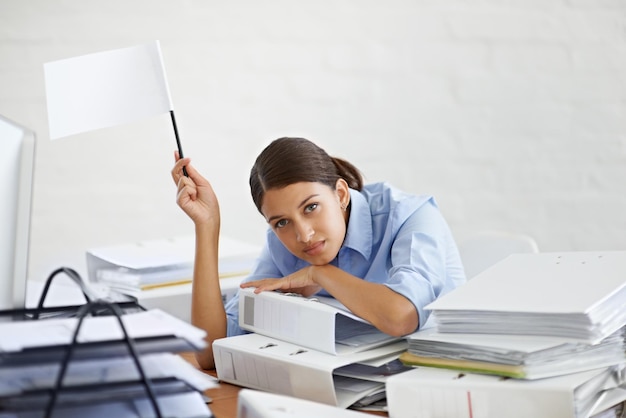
{"left": 0, "top": 114, "right": 35, "bottom": 312}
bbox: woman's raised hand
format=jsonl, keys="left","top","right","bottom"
{"left": 171, "top": 151, "right": 220, "bottom": 227}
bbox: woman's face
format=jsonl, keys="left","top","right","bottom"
{"left": 260, "top": 180, "right": 350, "bottom": 266}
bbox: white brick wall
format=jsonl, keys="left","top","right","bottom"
{"left": 0, "top": 0, "right": 624, "bottom": 281}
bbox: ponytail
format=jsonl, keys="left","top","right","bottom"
{"left": 332, "top": 157, "right": 363, "bottom": 191}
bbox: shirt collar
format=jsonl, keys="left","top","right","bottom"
{"left": 343, "top": 188, "right": 373, "bottom": 259}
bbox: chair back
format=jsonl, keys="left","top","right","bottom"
{"left": 458, "top": 231, "right": 539, "bottom": 279}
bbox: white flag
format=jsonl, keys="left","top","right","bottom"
{"left": 44, "top": 40, "right": 173, "bottom": 140}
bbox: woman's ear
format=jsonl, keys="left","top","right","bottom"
{"left": 335, "top": 178, "right": 350, "bottom": 209}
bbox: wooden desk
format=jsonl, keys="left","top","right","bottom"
{"left": 204, "top": 378, "right": 241, "bottom": 418}
{"left": 180, "top": 352, "right": 387, "bottom": 418}
{"left": 179, "top": 352, "right": 239, "bottom": 418}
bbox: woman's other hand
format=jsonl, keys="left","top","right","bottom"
{"left": 240, "top": 266, "right": 322, "bottom": 297}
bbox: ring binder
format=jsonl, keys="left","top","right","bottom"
{"left": 45, "top": 300, "right": 163, "bottom": 418}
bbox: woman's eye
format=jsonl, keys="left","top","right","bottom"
{"left": 275, "top": 219, "right": 288, "bottom": 229}
{"left": 304, "top": 203, "right": 318, "bottom": 213}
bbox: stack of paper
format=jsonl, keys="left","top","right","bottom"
{"left": 425, "top": 251, "right": 626, "bottom": 343}
{"left": 388, "top": 251, "right": 626, "bottom": 418}
{"left": 86, "top": 235, "right": 261, "bottom": 293}
{"left": 400, "top": 326, "right": 625, "bottom": 379}
{"left": 0, "top": 309, "right": 216, "bottom": 417}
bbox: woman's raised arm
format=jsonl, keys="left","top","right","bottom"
{"left": 172, "top": 152, "right": 226, "bottom": 369}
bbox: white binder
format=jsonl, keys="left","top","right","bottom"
{"left": 238, "top": 287, "right": 398, "bottom": 355}
{"left": 386, "top": 365, "right": 626, "bottom": 418}
{"left": 213, "top": 332, "right": 408, "bottom": 408}
{"left": 237, "top": 389, "right": 372, "bottom": 418}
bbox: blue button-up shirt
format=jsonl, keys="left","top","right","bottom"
{"left": 224, "top": 182, "right": 466, "bottom": 336}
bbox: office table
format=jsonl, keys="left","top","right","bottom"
{"left": 180, "top": 352, "right": 388, "bottom": 418}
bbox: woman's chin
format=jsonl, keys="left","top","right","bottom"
{"left": 306, "top": 252, "right": 336, "bottom": 266}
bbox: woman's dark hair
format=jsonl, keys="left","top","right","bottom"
{"left": 249, "top": 137, "right": 363, "bottom": 213}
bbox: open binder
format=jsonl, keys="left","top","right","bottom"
{"left": 0, "top": 267, "right": 214, "bottom": 418}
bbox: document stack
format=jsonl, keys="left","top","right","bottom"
{"left": 213, "top": 287, "right": 412, "bottom": 410}
{"left": 387, "top": 251, "right": 626, "bottom": 418}
{"left": 0, "top": 305, "right": 217, "bottom": 418}
{"left": 86, "top": 235, "right": 262, "bottom": 321}
{"left": 87, "top": 235, "right": 261, "bottom": 293}
{"left": 399, "top": 326, "right": 625, "bottom": 380}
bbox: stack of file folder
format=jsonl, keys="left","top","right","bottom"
{"left": 213, "top": 287, "right": 412, "bottom": 410}
{"left": 0, "top": 307, "right": 217, "bottom": 418}
{"left": 86, "top": 235, "right": 262, "bottom": 322}
{"left": 86, "top": 235, "right": 261, "bottom": 293}
{"left": 387, "top": 251, "right": 626, "bottom": 418}
{"left": 399, "top": 326, "right": 625, "bottom": 380}
{"left": 425, "top": 251, "right": 626, "bottom": 343}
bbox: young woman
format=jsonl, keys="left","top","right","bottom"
{"left": 171, "top": 137, "right": 466, "bottom": 369}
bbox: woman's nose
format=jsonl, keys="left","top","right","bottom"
{"left": 295, "top": 222, "right": 314, "bottom": 243}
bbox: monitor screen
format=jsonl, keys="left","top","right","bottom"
{"left": 0, "top": 114, "right": 35, "bottom": 312}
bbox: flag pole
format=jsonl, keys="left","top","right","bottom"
{"left": 169, "top": 110, "right": 188, "bottom": 177}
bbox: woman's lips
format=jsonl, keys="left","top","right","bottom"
{"left": 304, "top": 240, "right": 325, "bottom": 256}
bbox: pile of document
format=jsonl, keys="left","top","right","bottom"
{"left": 86, "top": 235, "right": 262, "bottom": 293}
{"left": 388, "top": 251, "right": 626, "bottom": 418}
{"left": 213, "top": 287, "right": 412, "bottom": 410}
{"left": 0, "top": 308, "right": 217, "bottom": 418}
{"left": 426, "top": 251, "right": 626, "bottom": 343}
{"left": 400, "top": 326, "right": 625, "bottom": 380}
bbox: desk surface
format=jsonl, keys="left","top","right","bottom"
{"left": 179, "top": 352, "right": 239, "bottom": 418}
{"left": 179, "top": 352, "right": 388, "bottom": 418}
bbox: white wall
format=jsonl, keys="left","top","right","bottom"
{"left": 1, "top": 0, "right": 625, "bottom": 282}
